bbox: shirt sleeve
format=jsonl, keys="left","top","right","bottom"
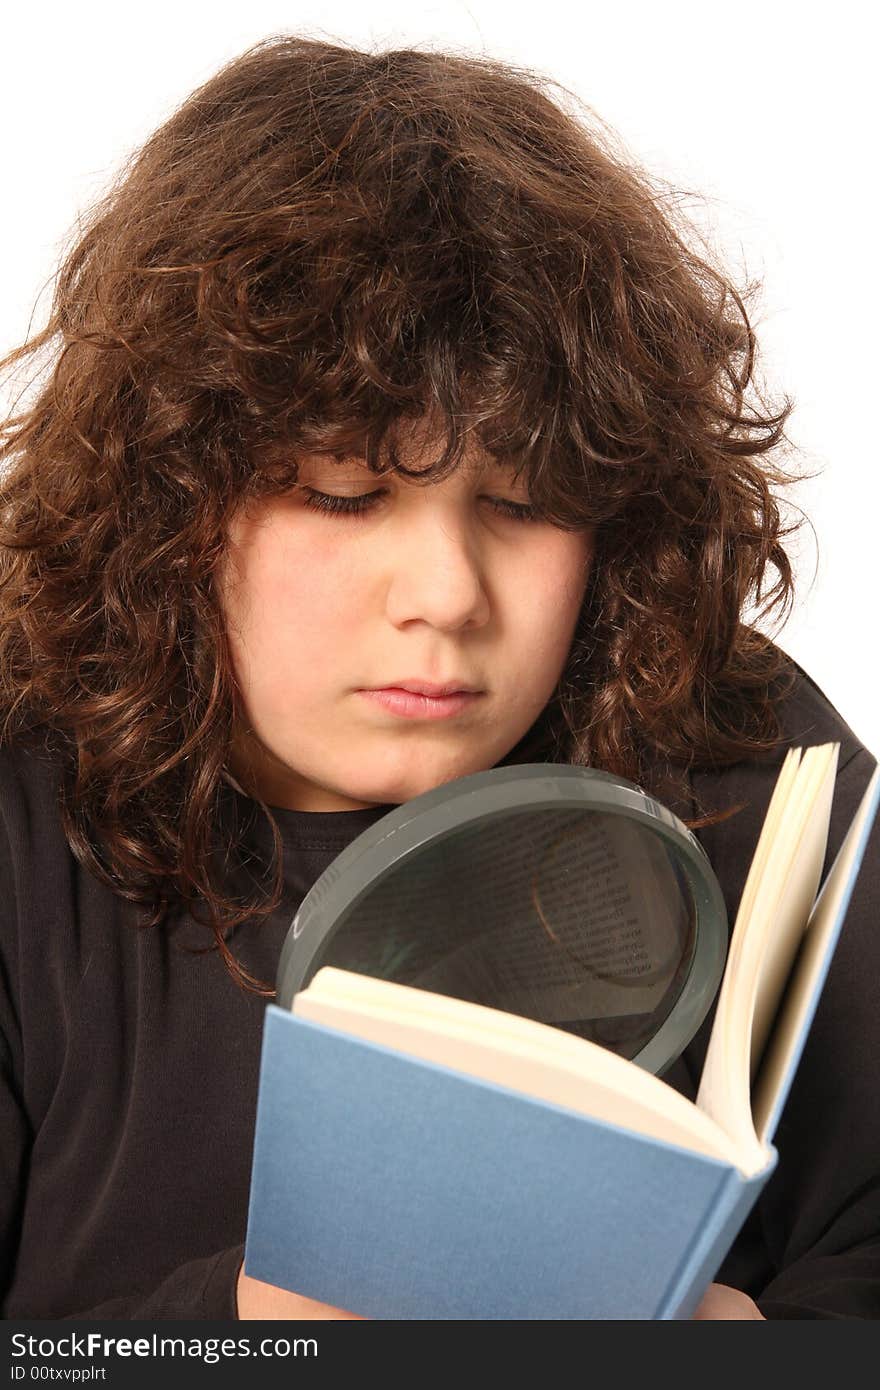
{"left": 58, "top": 1246, "right": 245, "bottom": 1320}
{"left": 0, "top": 751, "right": 246, "bottom": 1324}
{"left": 0, "top": 811, "right": 30, "bottom": 1313}
{"left": 1, "top": 906, "right": 246, "bottom": 1323}
{"left": 751, "top": 747, "right": 880, "bottom": 1318}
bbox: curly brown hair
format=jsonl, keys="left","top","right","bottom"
{"left": 0, "top": 34, "right": 801, "bottom": 994}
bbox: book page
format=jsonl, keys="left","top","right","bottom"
{"left": 732, "top": 748, "right": 803, "bottom": 939}
{"left": 753, "top": 764, "right": 880, "bottom": 1142}
{"left": 696, "top": 744, "right": 839, "bottom": 1168}
{"left": 748, "top": 754, "right": 837, "bottom": 1075}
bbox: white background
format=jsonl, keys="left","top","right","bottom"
{"left": 2, "top": 0, "right": 877, "bottom": 752}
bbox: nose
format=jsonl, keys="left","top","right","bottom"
{"left": 383, "top": 502, "right": 491, "bottom": 632}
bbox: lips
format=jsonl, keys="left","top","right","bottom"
{"left": 358, "top": 687, "right": 483, "bottom": 721}
{"left": 368, "top": 680, "right": 483, "bottom": 697}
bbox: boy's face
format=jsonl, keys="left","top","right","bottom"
{"left": 218, "top": 425, "right": 594, "bottom": 811}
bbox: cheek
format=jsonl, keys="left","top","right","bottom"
{"left": 523, "top": 531, "right": 593, "bottom": 631}
{"left": 221, "top": 523, "right": 359, "bottom": 683}
{"left": 516, "top": 535, "right": 592, "bottom": 688}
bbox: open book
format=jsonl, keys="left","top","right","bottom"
{"left": 244, "top": 744, "right": 880, "bottom": 1320}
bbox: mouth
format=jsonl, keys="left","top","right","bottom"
{"left": 357, "top": 687, "right": 485, "bottom": 721}
{"left": 371, "top": 679, "right": 484, "bottom": 697}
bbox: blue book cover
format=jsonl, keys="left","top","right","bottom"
{"left": 244, "top": 1006, "right": 771, "bottom": 1319}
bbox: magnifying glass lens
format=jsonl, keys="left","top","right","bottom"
{"left": 300, "top": 806, "right": 698, "bottom": 1063}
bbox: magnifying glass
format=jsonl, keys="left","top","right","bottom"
{"left": 276, "top": 763, "right": 728, "bottom": 1075}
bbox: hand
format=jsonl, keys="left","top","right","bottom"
{"left": 236, "top": 1263, "right": 365, "bottom": 1320}
{"left": 692, "top": 1282, "right": 765, "bottom": 1319}
{"left": 237, "top": 1265, "right": 761, "bottom": 1320}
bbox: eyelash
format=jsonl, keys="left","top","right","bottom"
{"left": 301, "top": 488, "right": 539, "bottom": 523}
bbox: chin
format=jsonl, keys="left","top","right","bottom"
{"left": 353, "top": 749, "right": 502, "bottom": 807}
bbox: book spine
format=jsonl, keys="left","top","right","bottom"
{"left": 654, "top": 1155, "right": 775, "bottom": 1319}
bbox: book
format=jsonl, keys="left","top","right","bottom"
{"left": 243, "top": 743, "right": 880, "bottom": 1319}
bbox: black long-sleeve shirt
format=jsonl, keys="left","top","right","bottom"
{"left": 1, "top": 658, "right": 878, "bottom": 1319}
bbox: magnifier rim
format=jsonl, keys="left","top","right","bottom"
{"left": 275, "top": 762, "right": 728, "bottom": 1076}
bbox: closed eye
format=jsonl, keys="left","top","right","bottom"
{"left": 300, "top": 488, "right": 539, "bottom": 523}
